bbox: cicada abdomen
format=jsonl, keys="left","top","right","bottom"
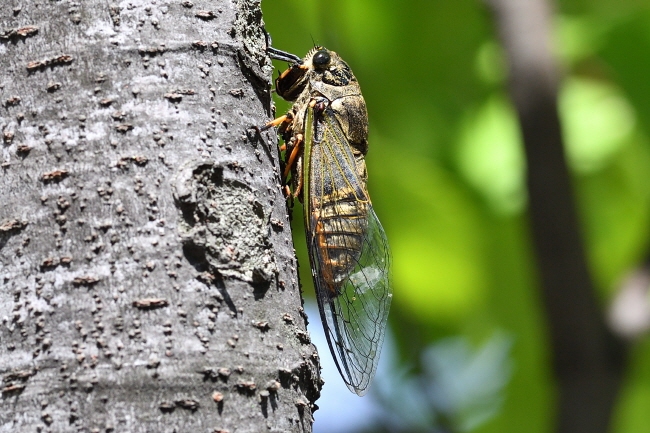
{"left": 264, "top": 45, "right": 392, "bottom": 396}
{"left": 313, "top": 187, "right": 369, "bottom": 293}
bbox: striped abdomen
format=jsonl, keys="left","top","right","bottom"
{"left": 312, "top": 188, "right": 369, "bottom": 295}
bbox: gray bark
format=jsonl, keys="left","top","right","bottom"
{"left": 0, "top": 1, "right": 320, "bottom": 432}
{"left": 487, "top": 1, "right": 627, "bottom": 432}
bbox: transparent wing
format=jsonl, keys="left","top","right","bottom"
{"left": 305, "top": 106, "right": 392, "bottom": 395}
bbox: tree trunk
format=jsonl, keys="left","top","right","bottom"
{"left": 0, "top": 1, "right": 320, "bottom": 432}
{"left": 487, "top": 1, "right": 627, "bottom": 432}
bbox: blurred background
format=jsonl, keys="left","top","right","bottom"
{"left": 262, "top": 0, "right": 650, "bottom": 432}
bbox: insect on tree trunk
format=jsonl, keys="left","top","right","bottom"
{"left": 0, "top": 1, "right": 321, "bottom": 432}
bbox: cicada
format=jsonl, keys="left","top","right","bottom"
{"left": 262, "top": 46, "right": 392, "bottom": 395}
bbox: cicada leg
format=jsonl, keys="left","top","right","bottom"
{"left": 260, "top": 112, "right": 293, "bottom": 132}
{"left": 259, "top": 111, "right": 305, "bottom": 199}
{"left": 292, "top": 154, "right": 304, "bottom": 199}
{"left": 309, "top": 97, "right": 328, "bottom": 113}
{"left": 283, "top": 133, "right": 303, "bottom": 179}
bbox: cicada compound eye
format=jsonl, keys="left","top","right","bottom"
{"left": 312, "top": 49, "right": 331, "bottom": 69}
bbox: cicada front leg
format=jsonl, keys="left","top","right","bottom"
{"left": 283, "top": 134, "right": 303, "bottom": 177}
{"left": 280, "top": 132, "right": 305, "bottom": 199}
{"left": 310, "top": 97, "right": 328, "bottom": 113}
{"left": 290, "top": 153, "right": 304, "bottom": 199}
{"left": 260, "top": 111, "right": 305, "bottom": 199}
{"left": 260, "top": 111, "right": 292, "bottom": 131}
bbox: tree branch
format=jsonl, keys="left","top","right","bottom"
{"left": 487, "top": 1, "right": 627, "bottom": 432}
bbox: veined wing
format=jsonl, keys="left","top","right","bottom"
{"left": 304, "top": 105, "right": 392, "bottom": 395}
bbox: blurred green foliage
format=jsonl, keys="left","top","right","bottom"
{"left": 262, "top": 0, "right": 650, "bottom": 431}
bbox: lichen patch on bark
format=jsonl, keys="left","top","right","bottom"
{"left": 172, "top": 161, "right": 278, "bottom": 284}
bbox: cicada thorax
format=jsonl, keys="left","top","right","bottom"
{"left": 311, "top": 186, "right": 369, "bottom": 295}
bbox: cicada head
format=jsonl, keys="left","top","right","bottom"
{"left": 275, "top": 47, "right": 357, "bottom": 101}
{"left": 304, "top": 47, "right": 356, "bottom": 87}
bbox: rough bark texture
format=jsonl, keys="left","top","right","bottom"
{"left": 0, "top": 1, "right": 320, "bottom": 432}
{"left": 487, "top": 1, "right": 627, "bottom": 433}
